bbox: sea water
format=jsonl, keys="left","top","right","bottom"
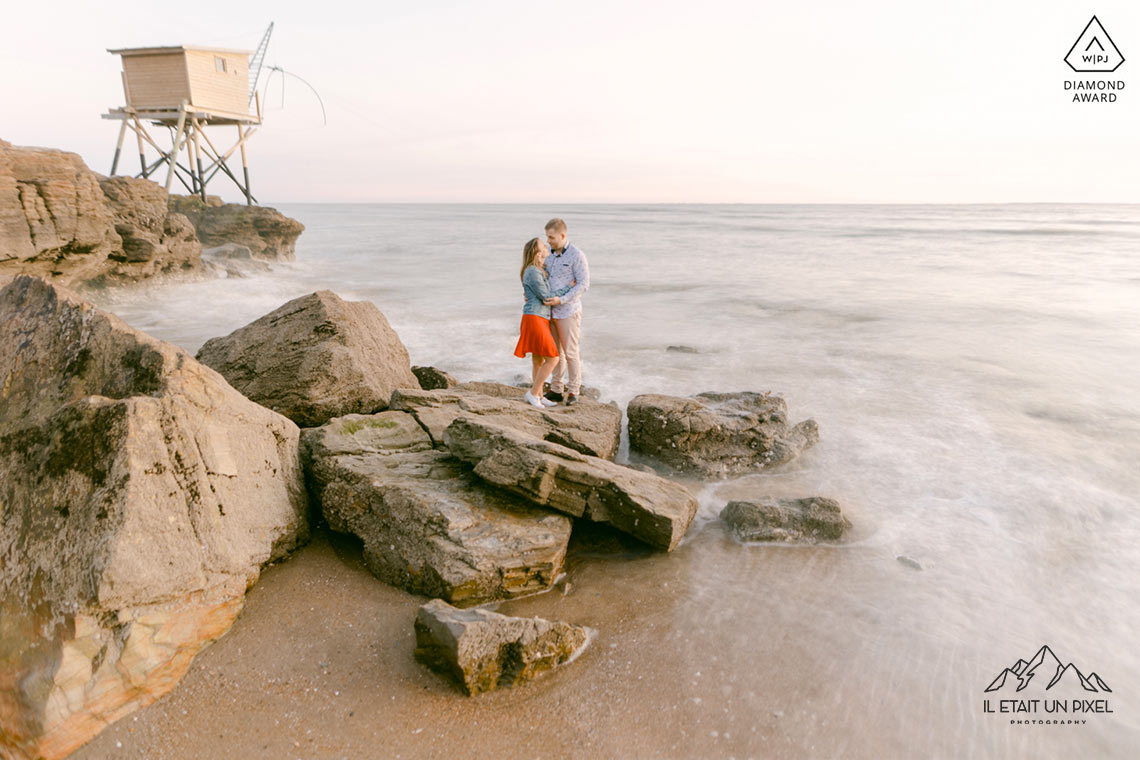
{"left": 89, "top": 203, "right": 1140, "bottom": 756}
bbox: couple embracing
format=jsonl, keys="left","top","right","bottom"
{"left": 513, "top": 218, "right": 590, "bottom": 409}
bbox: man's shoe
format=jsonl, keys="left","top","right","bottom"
{"left": 543, "top": 390, "right": 564, "bottom": 403}
{"left": 565, "top": 393, "right": 578, "bottom": 406}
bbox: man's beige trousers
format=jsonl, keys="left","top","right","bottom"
{"left": 549, "top": 311, "right": 582, "bottom": 395}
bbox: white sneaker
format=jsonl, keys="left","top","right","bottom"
{"left": 523, "top": 391, "right": 545, "bottom": 409}
{"left": 539, "top": 396, "right": 558, "bottom": 407}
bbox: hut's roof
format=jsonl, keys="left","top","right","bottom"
{"left": 107, "top": 45, "right": 252, "bottom": 57}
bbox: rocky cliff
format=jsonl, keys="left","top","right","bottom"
{"left": 0, "top": 138, "right": 304, "bottom": 288}
{"left": 0, "top": 139, "right": 121, "bottom": 285}
{"left": 169, "top": 195, "right": 305, "bottom": 261}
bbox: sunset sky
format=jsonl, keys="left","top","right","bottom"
{"left": 3, "top": 0, "right": 1138, "bottom": 203}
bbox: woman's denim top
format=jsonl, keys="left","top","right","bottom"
{"left": 522, "top": 265, "right": 571, "bottom": 319}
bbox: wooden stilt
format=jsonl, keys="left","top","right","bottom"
{"left": 131, "top": 115, "right": 251, "bottom": 199}
{"left": 194, "top": 126, "right": 255, "bottom": 174}
{"left": 104, "top": 93, "right": 261, "bottom": 202}
{"left": 197, "top": 128, "right": 255, "bottom": 202}
{"left": 191, "top": 118, "right": 207, "bottom": 201}
{"left": 238, "top": 124, "right": 252, "bottom": 205}
{"left": 164, "top": 101, "right": 189, "bottom": 193}
{"left": 137, "top": 119, "right": 178, "bottom": 163}
{"left": 249, "top": 93, "right": 261, "bottom": 206}
{"left": 142, "top": 154, "right": 166, "bottom": 177}
{"left": 110, "top": 117, "right": 128, "bottom": 176}
{"left": 112, "top": 73, "right": 133, "bottom": 177}
{"left": 133, "top": 115, "right": 148, "bottom": 178}
{"left": 189, "top": 121, "right": 201, "bottom": 195}
{"left": 169, "top": 164, "right": 196, "bottom": 195}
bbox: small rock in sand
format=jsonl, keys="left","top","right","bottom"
{"left": 413, "top": 598, "right": 592, "bottom": 695}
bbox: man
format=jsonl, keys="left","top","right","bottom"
{"left": 541, "top": 218, "right": 590, "bottom": 406}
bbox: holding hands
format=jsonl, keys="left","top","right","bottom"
{"left": 544, "top": 279, "right": 575, "bottom": 306}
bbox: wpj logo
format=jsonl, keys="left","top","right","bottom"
{"left": 982, "top": 645, "right": 1114, "bottom": 725}
{"left": 1063, "top": 16, "right": 1125, "bottom": 102}
{"left": 1065, "top": 16, "right": 1125, "bottom": 72}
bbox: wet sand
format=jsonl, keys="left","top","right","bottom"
{"left": 72, "top": 518, "right": 1133, "bottom": 759}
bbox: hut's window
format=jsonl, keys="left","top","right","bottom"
{"left": 215, "top": 56, "right": 227, "bottom": 73}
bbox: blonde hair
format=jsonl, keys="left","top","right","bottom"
{"left": 544, "top": 218, "right": 567, "bottom": 234}
{"left": 520, "top": 237, "right": 546, "bottom": 281}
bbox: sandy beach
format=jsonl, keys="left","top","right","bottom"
{"left": 72, "top": 522, "right": 848, "bottom": 760}
{"left": 70, "top": 510, "right": 1132, "bottom": 760}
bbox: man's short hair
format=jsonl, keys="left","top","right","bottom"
{"left": 544, "top": 218, "right": 567, "bottom": 234}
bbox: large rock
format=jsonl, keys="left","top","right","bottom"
{"left": 302, "top": 411, "right": 573, "bottom": 606}
{"left": 94, "top": 176, "right": 201, "bottom": 284}
{"left": 0, "top": 139, "right": 120, "bottom": 286}
{"left": 391, "top": 383, "right": 622, "bottom": 460}
{"left": 0, "top": 275, "right": 308, "bottom": 760}
{"left": 627, "top": 391, "right": 819, "bottom": 477}
{"left": 196, "top": 290, "right": 420, "bottom": 427}
{"left": 168, "top": 195, "right": 305, "bottom": 261}
{"left": 444, "top": 418, "right": 698, "bottom": 551}
{"left": 413, "top": 598, "right": 592, "bottom": 695}
{"left": 720, "top": 497, "right": 851, "bottom": 543}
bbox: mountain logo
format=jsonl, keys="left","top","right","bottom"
{"left": 1065, "top": 16, "right": 1125, "bottom": 72}
{"left": 984, "top": 645, "right": 1112, "bottom": 694}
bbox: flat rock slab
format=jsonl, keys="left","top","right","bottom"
{"left": 413, "top": 598, "right": 592, "bottom": 695}
{"left": 0, "top": 275, "right": 307, "bottom": 760}
{"left": 444, "top": 417, "right": 698, "bottom": 551}
{"left": 627, "top": 391, "right": 819, "bottom": 477}
{"left": 302, "top": 411, "right": 573, "bottom": 606}
{"left": 720, "top": 497, "right": 850, "bottom": 543}
{"left": 196, "top": 290, "right": 420, "bottom": 427}
{"left": 390, "top": 383, "right": 622, "bottom": 460}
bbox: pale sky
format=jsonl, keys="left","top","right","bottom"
{"left": 3, "top": 0, "right": 1138, "bottom": 203}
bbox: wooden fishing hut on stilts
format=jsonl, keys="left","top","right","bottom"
{"left": 103, "top": 36, "right": 271, "bottom": 205}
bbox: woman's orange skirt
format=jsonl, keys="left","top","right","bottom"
{"left": 514, "top": 313, "right": 559, "bottom": 358}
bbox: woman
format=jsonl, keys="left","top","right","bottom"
{"left": 514, "top": 237, "right": 574, "bottom": 409}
